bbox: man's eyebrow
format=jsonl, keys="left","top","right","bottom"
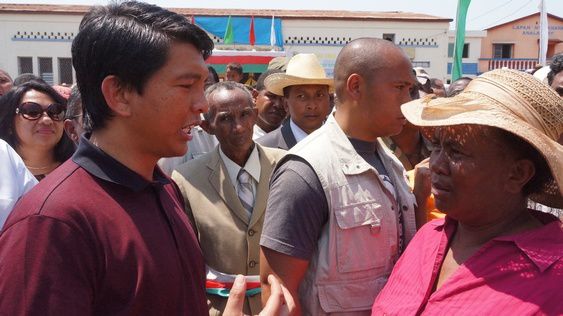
{"left": 394, "top": 80, "right": 414, "bottom": 85}
{"left": 175, "top": 72, "right": 203, "bottom": 80}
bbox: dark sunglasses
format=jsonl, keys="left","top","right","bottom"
{"left": 16, "top": 102, "right": 66, "bottom": 121}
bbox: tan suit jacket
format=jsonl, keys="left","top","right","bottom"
{"left": 171, "top": 144, "right": 285, "bottom": 316}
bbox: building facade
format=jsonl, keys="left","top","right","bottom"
{"left": 0, "top": 4, "right": 452, "bottom": 85}
{"left": 447, "top": 30, "right": 487, "bottom": 79}
{"left": 479, "top": 12, "right": 563, "bottom": 73}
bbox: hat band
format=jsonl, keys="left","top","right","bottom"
{"left": 465, "top": 78, "right": 558, "bottom": 141}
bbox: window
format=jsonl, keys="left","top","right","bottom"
{"left": 18, "top": 57, "right": 33, "bottom": 74}
{"left": 39, "top": 57, "right": 53, "bottom": 84}
{"left": 58, "top": 58, "right": 73, "bottom": 85}
{"left": 412, "top": 61, "right": 431, "bottom": 68}
{"left": 448, "top": 43, "right": 469, "bottom": 58}
{"left": 493, "top": 44, "right": 513, "bottom": 58}
{"left": 382, "top": 33, "right": 395, "bottom": 43}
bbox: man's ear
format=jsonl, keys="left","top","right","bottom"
{"left": 63, "top": 119, "right": 79, "bottom": 144}
{"left": 100, "top": 75, "right": 133, "bottom": 117}
{"left": 200, "top": 119, "right": 213, "bottom": 135}
{"left": 505, "top": 159, "right": 535, "bottom": 194}
{"left": 251, "top": 88, "right": 259, "bottom": 101}
{"left": 283, "top": 97, "right": 290, "bottom": 113}
{"left": 346, "top": 73, "right": 362, "bottom": 101}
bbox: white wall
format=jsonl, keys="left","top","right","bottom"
{"left": 282, "top": 19, "right": 450, "bottom": 80}
{"left": 0, "top": 12, "right": 450, "bottom": 83}
{"left": 0, "top": 13, "right": 81, "bottom": 84}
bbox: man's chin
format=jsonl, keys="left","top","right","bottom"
{"left": 161, "top": 145, "right": 189, "bottom": 159}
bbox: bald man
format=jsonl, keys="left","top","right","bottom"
{"left": 260, "top": 38, "right": 424, "bottom": 315}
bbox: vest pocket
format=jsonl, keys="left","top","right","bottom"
{"left": 317, "top": 276, "right": 388, "bottom": 313}
{"left": 334, "top": 202, "right": 395, "bottom": 274}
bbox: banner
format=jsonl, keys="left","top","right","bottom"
{"left": 194, "top": 16, "right": 284, "bottom": 47}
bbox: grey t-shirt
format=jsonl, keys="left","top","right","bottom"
{"left": 260, "top": 138, "right": 396, "bottom": 260}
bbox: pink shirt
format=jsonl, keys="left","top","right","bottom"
{"left": 372, "top": 211, "right": 563, "bottom": 316}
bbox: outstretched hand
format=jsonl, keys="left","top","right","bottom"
{"left": 224, "top": 274, "right": 292, "bottom": 316}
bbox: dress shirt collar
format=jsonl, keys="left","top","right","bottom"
{"left": 219, "top": 144, "right": 261, "bottom": 186}
{"left": 252, "top": 124, "right": 267, "bottom": 140}
{"left": 72, "top": 133, "right": 169, "bottom": 192}
{"left": 289, "top": 119, "right": 309, "bottom": 143}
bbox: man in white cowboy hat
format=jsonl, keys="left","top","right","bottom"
{"left": 260, "top": 38, "right": 424, "bottom": 315}
{"left": 373, "top": 68, "right": 563, "bottom": 315}
{"left": 256, "top": 53, "right": 333, "bottom": 150}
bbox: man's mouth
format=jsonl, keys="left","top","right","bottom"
{"left": 181, "top": 121, "right": 200, "bottom": 135}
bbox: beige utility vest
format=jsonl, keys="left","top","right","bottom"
{"left": 288, "top": 115, "right": 417, "bottom": 315}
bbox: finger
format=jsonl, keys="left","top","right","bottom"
{"left": 259, "top": 275, "right": 283, "bottom": 315}
{"left": 279, "top": 282, "right": 295, "bottom": 316}
{"left": 223, "top": 275, "right": 246, "bottom": 316}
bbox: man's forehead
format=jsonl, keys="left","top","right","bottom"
{"left": 210, "top": 89, "right": 252, "bottom": 107}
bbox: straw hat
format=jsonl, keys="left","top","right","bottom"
{"left": 265, "top": 53, "right": 334, "bottom": 96}
{"left": 401, "top": 68, "right": 563, "bottom": 208}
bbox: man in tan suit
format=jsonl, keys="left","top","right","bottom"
{"left": 172, "top": 81, "right": 285, "bottom": 315}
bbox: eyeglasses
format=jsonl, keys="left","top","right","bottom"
{"left": 16, "top": 102, "right": 66, "bottom": 121}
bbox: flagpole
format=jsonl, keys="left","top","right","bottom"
{"left": 270, "top": 15, "right": 276, "bottom": 51}
{"left": 538, "top": 0, "right": 548, "bottom": 66}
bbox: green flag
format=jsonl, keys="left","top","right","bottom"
{"left": 224, "top": 16, "right": 234, "bottom": 44}
{"left": 452, "top": 0, "right": 471, "bottom": 81}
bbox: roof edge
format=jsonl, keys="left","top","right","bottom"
{"left": 485, "top": 12, "right": 563, "bottom": 30}
{"left": 0, "top": 3, "right": 452, "bottom": 22}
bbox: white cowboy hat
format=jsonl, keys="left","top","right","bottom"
{"left": 402, "top": 68, "right": 563, "bottom": 208}
{"left": 264, "top": 53, "right": 334, "bottom": 96}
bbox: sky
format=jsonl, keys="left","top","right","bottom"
{"left": 2, "top": 0, "right": 563, "bottom": 30}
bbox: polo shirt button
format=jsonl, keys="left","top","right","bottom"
{"left": 249, "top": 260, "right": 257, "bottom": 268}
{"left": 402, "top": 205, "right": 408, "bottom": 211}
{"left": 248, "top": 229, "right": 255, "bottom": 236}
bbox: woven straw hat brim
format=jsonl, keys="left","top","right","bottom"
{"left": 402, "top": 93, "right": 563, "bottom": 208}
{"left": 264, "top": 73, "right": 334, "bottom": 96}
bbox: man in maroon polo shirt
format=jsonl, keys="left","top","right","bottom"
{"left": 0, "top": 2, "right": 287, "bottom": 315}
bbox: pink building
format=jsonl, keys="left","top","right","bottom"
{"left": 479, "top": 13, "right": 563, "bottom": 73}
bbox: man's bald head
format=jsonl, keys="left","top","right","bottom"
{"left": 334, "top": 38, "right": 410, "bottom": 102}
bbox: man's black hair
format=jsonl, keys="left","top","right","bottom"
{"left": 547, "top": 53, "right": 563, "bottom": 86}
{"left": 226, "top": 62, "right": 243, "bottom": 75}
{"left": 71, "top": 1, "right": 214, "bottom": 131}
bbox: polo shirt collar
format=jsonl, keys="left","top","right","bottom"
{"left": 440, "top": 212, "right": 563, "bottom": 273}
{"left": 72, "top": 134, "right": 169, "bottom": 192}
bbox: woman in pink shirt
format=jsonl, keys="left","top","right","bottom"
{"left": 372, "top": 69, "right": 562, "bottom": 316}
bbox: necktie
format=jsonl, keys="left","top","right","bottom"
{"left": 237, "top": 169, "right": 254, "bottom": 220}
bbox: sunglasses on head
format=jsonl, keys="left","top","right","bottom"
{"left": 16, "top": 102, "right": 66, "bottom": 121}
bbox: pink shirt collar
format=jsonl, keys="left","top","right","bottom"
{"left": 434, "top": 211, "right": 563, "bottom": 273}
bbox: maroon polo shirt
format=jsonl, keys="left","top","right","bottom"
{"left": 0, "top": 135, "right": 208, "bottom": 315}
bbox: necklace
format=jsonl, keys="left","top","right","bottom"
{"left": 26, "top": 163, "right": 56, "bottom": 171}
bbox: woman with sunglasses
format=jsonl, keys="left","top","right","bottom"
{"left": 0, "top": 81, "right": 75, "bottom": 181}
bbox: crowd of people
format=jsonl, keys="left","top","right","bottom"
{"left": 0, "top": 1, "right": 561, "bottom": 315}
